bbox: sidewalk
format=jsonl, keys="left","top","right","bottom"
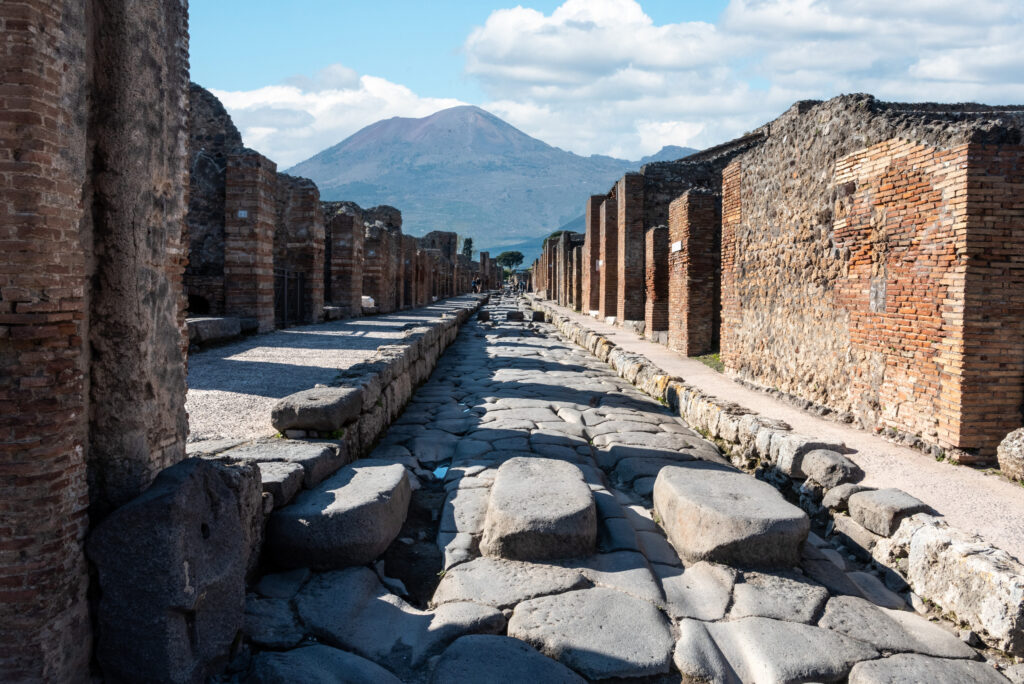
{"left": 542, "top": 300, "right": 1024, "bottom": 561}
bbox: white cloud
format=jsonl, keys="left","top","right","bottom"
{"left": 211, "top": 72, "right": 466, "bottom": 167}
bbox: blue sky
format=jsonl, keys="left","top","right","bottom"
{"left": 191, "top": 0, "right": 1024, "bottom": 167}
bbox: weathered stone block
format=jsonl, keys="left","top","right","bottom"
{"left": 848, "top": 488, "right": 929, "bottom": 536}
{"left": 271, "top": 386, "right": 364, "bottom": 433}
{"left": 187, "top": 316, "right": 241, "bottom": 345}
{"left": 87, "top": 459, "right": 260, "bottom": 684}
{"left": 998, "top": 428, "right": 1024, "bottom": 483}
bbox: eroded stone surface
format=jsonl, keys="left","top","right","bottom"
{"left": 432, "top": 557, "right": 589, "bottom": 609}
{"left": 431, "top": 635, "right": 586, "bottom": 684}
{"left": 249, "top": 644, "right": 403, "bottom": 684}
{"left": 848, "top": 653, "right": 1009, "bottom": 684}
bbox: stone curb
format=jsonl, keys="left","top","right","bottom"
{"left": 529, "top": 296, "right": 1024, "bottom": 657}
{"left": 272, "top": 298, "right": 484, "bottom": 460}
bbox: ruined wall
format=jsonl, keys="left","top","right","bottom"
{"left": 1, "top": 0, "right": 189, "bottom": 679}
{"left": 616, "top": 175, "right": 645, "bottom": 322}
{"left": 583, "top": 195, "right": 603, "bottom": 312}
{"left": 571, "top": 245, "right": 583, "bottom": 310}
{"left": 225, "top": 152, "right": 277, "bottom": 332}
{"left": 274, "top": 174, "right": 324, "bottom": 325}
{"left": 420, "top": 231, "right": 457, "bottom": 262}
{"left": 720, "top": 96, "right": 1024, "bottom": 459}
{"left": 404, "top": 236, "right": 421, "bottom": 308}
{"left": 668, "top": 191, "right": 721, "bottom": 356}
{"left": 322, "top": 202, "right": 365, "bottom": 317}
{"left": 644, "top": 226, "right": 669, "bottom": 337}
{"left": 598, "top": 196, "right": 618, "bottom": 319}
{"left": 185, "top": 83, "right": 244, "bottom": 314}
{"left": 363, "top": 226, "right": 397, "bottom": 313}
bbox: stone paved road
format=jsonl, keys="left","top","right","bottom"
{"left": 235, "top": 296, "right": 1010, "bottom": 683}
{"left": 185, "top": 297, "right": 478, "bottom": 443}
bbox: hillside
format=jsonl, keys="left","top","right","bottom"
{"left": 286, "top": 106, "right": 695, "bottom": 255}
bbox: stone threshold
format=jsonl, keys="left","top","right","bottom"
{"left": 529, "top": 296, "right": 1024, "bottom": 659}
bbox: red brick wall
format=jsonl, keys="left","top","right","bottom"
{"left": 616, "top": 174, "right": 645, "bottom": 322}
{"left": 324, "top": 208, "right": 364, "bottom": 316}
{"left": 583, "top": 196, "right": 603, "bottom": 312}
{"left": 0, "top": 2, "right": 91, "bottom": 679}
{"left": 570, "top": 245, "right": 583, "bottom": 311}
{"left": 225, "top": 152, "right": 277, "bottom": 332}
{"left": 720, "top": 161, "right": 742, "bottom": 371}
{"left": 599, "top": 196, "right": 618, "bottom": 318}
{"left": 668, "top": 191, "right": 721, "bottom": 355}
{"left": 644, "top": 226, "right": 669, "bottom": 334}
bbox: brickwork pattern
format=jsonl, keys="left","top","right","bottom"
{"left": 322, "top": 204, "right": 364, "bottom": 316}
{"left": 644, "top": 226, "right": 669, "bottom": 334}
{"left": 668, "top": 191, "right": 721, "bottom": 355}
{"left": 274, "top": 175, "right": 325, "bottom": 325}
{"left": 225, "top": 152, "right": 277, "bottom": 332}
{"left": 598, "top": 196, "right": 619, "bottom": 318}
{"left": 583, "top": 195, "right": 604, "bottom": 312}
{"left": 616, "top": 174, "right": 645, "bottom": 322}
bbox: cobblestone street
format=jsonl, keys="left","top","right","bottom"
{"left": 235, "top": 296, "right": 1008, "bottom": 683}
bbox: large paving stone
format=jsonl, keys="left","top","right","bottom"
{"left": 480, "top": 457, "right": 596, "bottom": 561}
{"left": 818, "top": 595, "right": 978, "bottom": 658}
{"left": 410, "top": 431, "right": 460, "bottom": 466}
{"left": 675, "top": 617, "right": 879, "bottom": 684}
{"left": 295, "top": 568, "right": 505, "bottom": 673}
{"left": 432, "top": 557, "right": 589, "bottom": 609}
{"left": 848, "top": 488, "right": 929, "bottom": 536}
{"left": 271, "top": 386, "right": 364, "bottom": 432}
{"left": 243, "top": 596, "right": 304, "bottom": 649}
{"left": 653, "top": 463, "right": 810, "bottom": 567}
{"left": 656, "top": 561, "right": 736, "bottom": 620}
{"left": 267, "top": 460, "right": 411, "bottom": 569}
{"left": 87, "top": 459, "right": 261, "bottom": 684}
{"left": 222, "top": 440, "right": 346, "bottom": 489}
{"left": 249, "top": 644, "right": 403, "bottom": 684}
{"left": 848, "top": 653, "right": 1010, "bottom": 684}
{"left": 729, "top": 570, "right": 830, "bottom": 623}
{"left": 508, "top": 587, "right": 674, "bottom": 680}
{"left": 440, "top": 486, "right": 490, "bottom": 535}
{"left": 562, "top": 551, "right": 664, "bottom": 606}
{"left": 431, "top": 635, "right": 585, "bottom": 684}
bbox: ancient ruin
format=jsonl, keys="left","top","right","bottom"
{"left": 4, "top": 2, "right": 1024, "bottom": 682}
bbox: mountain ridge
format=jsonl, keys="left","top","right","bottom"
{"left": 286, "top": 106, "right": 697, "bottom": 257}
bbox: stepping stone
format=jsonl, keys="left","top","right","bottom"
{"left": 270, "top": 386, "right": 364, "bottom": 433}
{"left": 508, "top": 587, "right": 674, "bottom": 680}
{"left": 432, "top": 557, "right": 589, "bottom": 609}
{"left": 267, "top": 460, "right": 411, "bottom": 569}
{"left": 256, "top": 461, "right": 305, "bottom": 508}
{"left": 848, "top": 488, "right": 929, "bottom": 536}
{"left": 249, "top": 644, "right": 403, "bottom": 684}
{"left": 295, "top": 568, "right": 505, "bottom": 673}
{"left": 654, "top": 463, "right": 809, "bottom": 567}
{"left": 676, "top": 617, "right": 879, "bottom": 683}
{"left": 480, "top": 457, "right": 596, "bottom": 561}
{"left": 655, "top": 561, "right": 736, "bottom": 621}
{"left": 222, "top": 440, "right": 346, "bottom": 488}
{"left": 818, "top": 596, "right": 978, "bottom": 658}
{"left": 243, "top": 596, "right": 304, "bottom": 649}
{"left": 848, "top": 653, "right": 1009, "bottom": 684}
{"left": 729, "top": 570, "right": 830, "bottom": 623}
{"left": 431, "top": 635, "right": 585, "bottom": 684}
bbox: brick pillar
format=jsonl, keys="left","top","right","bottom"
{"left": 599, "top": 196, "right": 619, "bottom": 319}
{"left": 668, "top": 191, "right": 722, "bottom": 355}
{"left": 645, "top": 226, "right": 669, "bottom": 338}
{"left": 274, "top": 176, "right": 324, "bottom": 324}
{"left": 572, "top": 245, "right": 583, "bottom": 310}
{"left": 583, "top": 195, "right": 603, "bottom": 312}
{"left": 401, "top": 236, "right": 417, "bottom": 308}
{"left": 326, "top": 211, "right": 364, "bottom": 317}
{"left": 720, "top": 161, "right": 742, "bottom": 371}
{"left": 617, "top": 174, "right": 645, "bottom": 322}
{"left": 225, "top": 153, "right": 277, "bottom": 332}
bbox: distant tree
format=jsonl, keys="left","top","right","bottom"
{"left": 495, "top": 250, "right": 524, "bottom": 270}
{"left": 461, "top": 237, "right": 473, "bottom": 259}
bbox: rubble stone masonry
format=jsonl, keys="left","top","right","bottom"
{"left": 720, "top": 96, "right": 1024, "bottom": 459}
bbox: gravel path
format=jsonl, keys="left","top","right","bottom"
{"left": 185, "top": 297, "right": 478, "bottom": 443}
{"left": 544, "top": 301, "right": 1024, "bottom": 562}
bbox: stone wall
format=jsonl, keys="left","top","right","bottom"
{"left": 0, "top": 0, "right": 189, "bottom": 679}
{"left": 668, "top": 190, "right": 721, "bottom": 355}
{"left": 322, "top": 202, "right": 365, "bottom": 317}
{"left": 720, "top": 96, "right": 1024, "bottom": 460}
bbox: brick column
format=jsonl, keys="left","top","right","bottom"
{"left": 599, "top": 196, "right": 619, "bottom": 319}
{"left": 719, "top": 161, "right": 742, "bottom": 371}
{"left": 644, "top": 226, "right": 669, "bottom": 339}
{"left": 667, "top": 191, "right": 722, "bottom": 355}
{"left": 326, "top": 211, "right": 364, "bottom": 316}
{"left": 583, "top": 195, "right": 603, "bottom": 312}
{"left": 274, "top": 176, "right": 324, "bottom": 324}
{"left": 617, "top": 173, "right": 645, "bottom": 322}
{"left": 572, "top": 245, "right": 583, "bottom": 310}
{"left": 225, "top": 152, "right": 277, "bottom": 332}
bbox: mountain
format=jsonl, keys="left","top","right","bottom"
{"left": 286, "top": 106, "right": 696, "bottom": 253}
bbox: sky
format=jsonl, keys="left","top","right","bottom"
{"left": 191, "top": 0, "right": 1024, "bottom": 168}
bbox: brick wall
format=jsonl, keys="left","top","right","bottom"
{"left": 644, "top": 226, "right": 669, "bottom": 335}
{"left": 402, "top": 236, "right": 420, "bottom": 307}
{"left": 571, "top": 245, "right": 583, "bottom": 310}
{"left": 616, "top": 174, "right": 645, "bottom": 322}
{"left": 668, "top": 191, "right": 721, "bottom": 355}
{"left": 583, "top": 195, "right": 603, "bottom": 312}
{"left": 225, "top": 152, "right": 277, "bottom": 332}
{"left": 363, "top": 225, "right": 397, "bottom": 313}
{"left": 322, "top": 202, "right": 364, "bottom": 317}
{"left": 599, "top": 196, "right": 619, "bottom": 319}
{"left": 274, "top": 174, "right": 324, "bottom": 325}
